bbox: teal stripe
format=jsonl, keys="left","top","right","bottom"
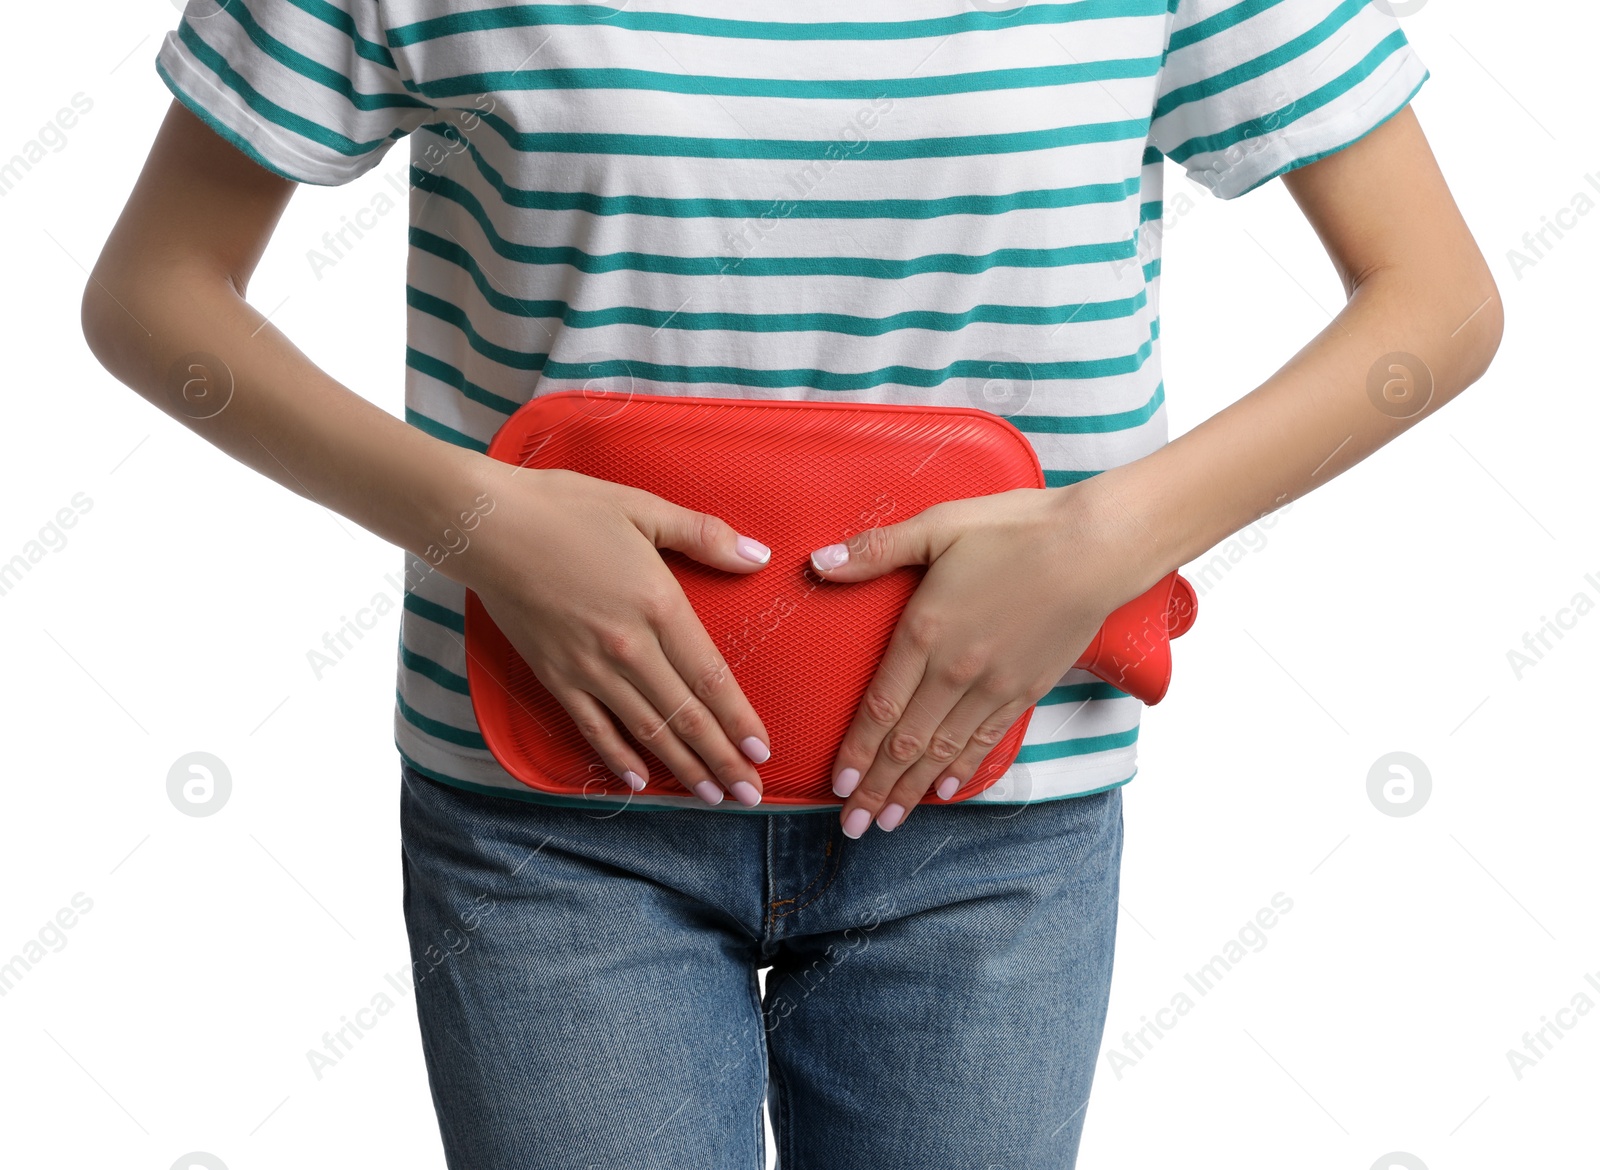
{"left": 407, "top": 287, "right": 1159, "bottom": 389}
{"left": 388, "top": 0, "right": 1169, "bottom": 47}
{"left": 412, "top": 182, "right": 1138, "bottom": 276}
{"left": 403, "top": 592, "right": 465, "bottom": 634}
{"left": 414, "top": 227, "right": 1149, "bottom": 334}
{"left": 408, "top": 289, "right": 543, "bottom": 372}
{"left": 419, "top": 58, "right": 1161, "bottom": 101}
{"left": 541, "top": 345, "right": 1159, "bottom": 391}
{"left": 1044, "top": 468, "right": 1104, "bottom": 487}
{"left": 1166, "top": 29, "right": 1411, "bottom": 164}
{"left": 156, "top": 58, "right": 306, "bottom": 184}
{"left": 1009, "top": 383, "right": 1164, "bottom": 434}
{"left": 1039, "top": 681, "right": 1133, "bottom": 704}
{"left": 284, "top": 0, "right": 400, "bottom": 71}
{"left": 397, "top": 745, "right": 1134, "bottom": 811}
{"left": 976, "top": 773, "right": 1134, "bottom": 803}
{"left": 1235, "top": 70, "right": 1426, "bottom": 197}
{"left": 416, "top": 135, "right": 1143, "bottom": 220}
{"left": 1155, "top": 0, "right": 1367, "bottom": 119}
{"left": 404, "top": 405, "right": 489, "bottom": 452}
{"left": 406, "top": 347, "right": 522, "bottom": 416}
{"left": 405, "top": 351, "right": 1159, "bottom": 443}
{"left": 397, "top": 690, "right": 486, "bottom": 750}
{"left": 214, "top": 0, "right": 427, "bottom": 113}
{"left": 1015, "top": 726, "right": 1140, "bottom": 763}
{"left": 396, "top": 748, "right": 692, "bottom": 812}
{"left": 401, "top": 643, "right": 470, "bottom": 695}
{"left": 1167, "top": 0, "right": 1290, "bottom": 54}
{"left": 471, "top": 109, "right": 1151, "bottom": 160}
{"left": 174, "top": 20, "right": 393, "bottom": 160}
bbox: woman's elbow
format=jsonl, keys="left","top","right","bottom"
{"left": 1459, "top": 259, "right": 1506, "bottom": 387}
{"left": 80, "top": 258, "right": 159, "bottom": 392}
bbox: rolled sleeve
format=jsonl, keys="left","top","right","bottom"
{"left": 1151, "top": 0, "right": 1429, "bottom": 199}
{"left": 155, "top": 0, "right": 434, "bottom": 185}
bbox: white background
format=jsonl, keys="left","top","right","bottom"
{"left": 1, "top": 1, "right": 1595, "bottom": 1167}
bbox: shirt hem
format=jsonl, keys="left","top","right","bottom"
{"left": 394, "top": 717, "right": 1137, "bottom": 813}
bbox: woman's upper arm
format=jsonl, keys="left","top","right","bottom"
{"left": 1280, "top": 104, "right": 1504, "bottom": 359}
{"left": 85, "top": 99, "right": 296, "bottom": 338}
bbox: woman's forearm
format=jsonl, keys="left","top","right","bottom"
{"left": 1071, "top": 108, "right": 1505, "bottom": 602}
{"left": 1072, "top": 252, "right": 1504, "bottom": 600}
{"left": 81, "top": 257, "right": 488, "bottom": 579}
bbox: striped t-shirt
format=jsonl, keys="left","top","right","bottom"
{"left": 157, "top": 0, "right": 1427, "bottom": 811}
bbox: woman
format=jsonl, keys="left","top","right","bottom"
{"left": 82, "top": 1, "right": 1500, "bottom": 1165}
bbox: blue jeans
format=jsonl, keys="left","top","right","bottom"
{"left": 399, "top": 763, "right": 1123, "bottom": 1168}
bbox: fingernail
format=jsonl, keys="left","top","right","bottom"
{"left": 735, "top": 535, "right": 771, "bottom": 565}
{"left": 935, "top": 775, "right": 960, "bottom": 800}
{"left": 623, "top": 770, "right": 647, "bottom": 792}
{"left": 692, "top": 780, "right": 724, "bottom": 806}
{"left": 876, "top": 802, "right": 906, "bottom": 831}
{"left": 832, "top": 767, "right": 861, "bottom": 798}
{"left": 730, "top": 780, "right": 762, "bottom": 807}
{"left": 810, "top": 543, "right": 849, "bottom": 572}
{"left": 740, "top": 736, "right": 770, "bottom": 764}
{"left": 842, "top": 807, "right": 872, "bottom": 839}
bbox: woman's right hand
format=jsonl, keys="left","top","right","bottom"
{"left": 448, "top": 459, "right": 774, "bottom": 807}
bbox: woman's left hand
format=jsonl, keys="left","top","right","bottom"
{"left": 808, "top": 484, "right": 1145, "bottom": 838}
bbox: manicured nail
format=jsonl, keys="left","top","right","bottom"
{"left": 842, "top": 807, "right": 873, "bottom": 839}
{"left": 832, "top": 767, "right": 861, "bottom": 798}
{"left": 623, "top": 770, "right": 647, "bottom": 792}
{"left": 810, "top": 543, "right": 849, "bottom": 572}
{"left": 935, "top": 776, "right": 960, "bottom": 800}
{"left": 730, "top": 780, "right": 762, "bottom": 807}
{"left": 876, "top": 802, "right": 906, "bottom": 831}
{"left": 735, "top": 535, "right": 771, "bottom": 565}
{"left": 692, "top": 780, "right": 724, "bottom": 806}
{"left": 740, "top": 736, "right": 770, "bottom": 764}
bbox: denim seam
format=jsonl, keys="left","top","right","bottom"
{"left": 765, "top": 1018, "right": 798, "bottom": 1170}
{"left": 766, "top": 835, "right": 842, "bottom": 932}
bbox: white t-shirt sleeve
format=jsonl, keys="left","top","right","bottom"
{"left": 1150, "top": 0, "right": 1429, "bottom": 199}
{"left": 155, "top": 0, "right": 435, "bottom": 185}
